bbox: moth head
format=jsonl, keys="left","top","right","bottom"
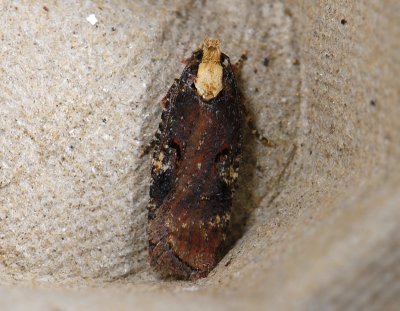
{"left": 201, "top": 38, "right": 221, "bottom": 62}
{"left": 194, "top": 38, "right": 223, "bottom": 101}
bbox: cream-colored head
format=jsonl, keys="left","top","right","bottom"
{"left": 194, "top": 38, "right": 223, "bottom": 101}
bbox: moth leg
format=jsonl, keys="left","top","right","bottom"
{"left": 159, "top": 78, "right": 180, "bottom": 109}
{"left": 242, "top": 97, "right": 275, "bottom": 147}
{"left": 139, "top": 139, "right": 156, "bottom": 158}
{"left": 245, "top": 114, "right": 275, "bottom": 147}
{"left": 139, "top": 80, "right": 181, "bottom": 158}
{"left": 232, "top": 53, "right": 248, "bottom": 76}
{"left": 229, "top": 52, "right": 274, "bottom": 146}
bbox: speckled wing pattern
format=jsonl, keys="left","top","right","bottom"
{"left": 148, "top": 48, "right": 244, "bottom": 280}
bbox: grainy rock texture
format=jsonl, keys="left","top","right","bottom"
{"left": 0, "top": 0, "right": 399, "bottom": 310}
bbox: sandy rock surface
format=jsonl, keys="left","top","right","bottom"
{"left": 0, "top": 0, "right": 399, "bottom": 310}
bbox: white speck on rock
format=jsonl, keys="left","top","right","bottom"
{"left": 86, "top": 14, "right": 98, "bottom": 25}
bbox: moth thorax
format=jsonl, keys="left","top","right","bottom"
{"left": 194, "top": 38, "right": 223, "bottom": 101}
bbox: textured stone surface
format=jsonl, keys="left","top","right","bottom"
{"left": 0, "top": 0, "right": 299, "bottom": 283}
{"left": 0, "top": 0, "right": 399, "bottom": 310}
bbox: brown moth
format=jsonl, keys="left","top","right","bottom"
{"left": 148, "top": 38, "right": 245, "bottom": 280}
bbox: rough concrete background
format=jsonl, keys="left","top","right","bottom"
{"left": 0, "top": 0, "right": 399, "bottom": 310}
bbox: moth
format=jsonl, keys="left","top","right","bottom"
{"left": 148, "top": 38, "right": 246, "bottom": 280}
